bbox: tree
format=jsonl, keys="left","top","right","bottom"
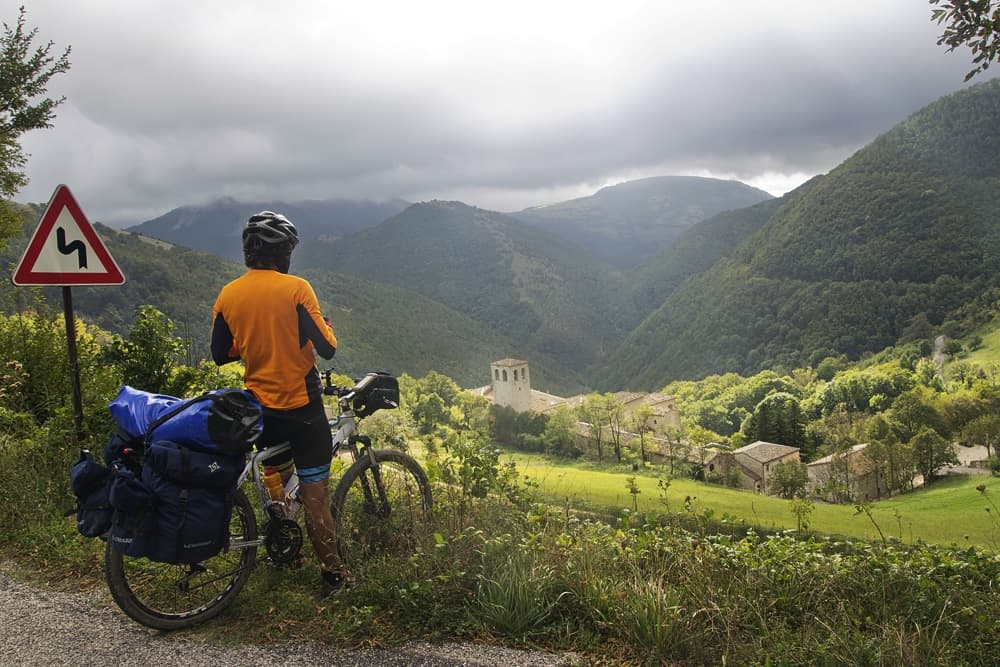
{"left": 961, "top": 413, "right": 1000, "bottom": 458}
{"left": 911, "top": 426, "right": 959, "bottom": 483}
{"left": 413, "top": 392, "right": 447, "bottom": 435}
{"left": 603, "top": 394, "right": 627, "bottom": 463}
{"left": 769, "top": 460, "right": 808, "bottom": 499}
{"left": 103, "top": 305, "right": 188, "bottom": 395}
{"left": 540, "top": 405, "right": 580, "bottom": 457}
{"left": 741, "top": 392, "right": 806, "bottom": 449}
{"left": 931, "top": 0, "right": 1000, "bottom": 81}
{"left": 660, "top": 425, "right": 690, "bottom": 477}
{"left": 578, "top": 393, "right": 607, "bottom": 461}
{"left": 629, "top": 404, "right": 654, "bottom": 464}
{"left": 453, "top": 390, "right": 490, "bottom": 434}
{"left": 1, "top": 6, "right": 71, "bottom": 244}
{"left": 888, "top": 386, "right": 946, "bottom": 444}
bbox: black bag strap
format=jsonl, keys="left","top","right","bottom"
{"left": 174, "top": 445, "right": 191, "bottom": 561}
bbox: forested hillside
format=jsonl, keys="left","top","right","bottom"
{"left": 8, "top": 82, "right": 1000, "bottom": 394}
{"left": 127, "top": 197, "right": 409, "bottom": 262}
{"left": 598, "top": 79, "right": 1000, "bottom": 390}
{"left": 0, "top": 214, "right": 581, "bottom": 392}
{"left": 513, "top": 175, "right": 773, "bottom": 267}
{"left": 295, "top": 200, "right": 635, "bottom": 373}
{"left": 626, "top": 192, "right": 796, "bottom": 316}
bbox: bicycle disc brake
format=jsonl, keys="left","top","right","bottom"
{"left": 263, "top": 518, "right": 304, "bottom": 565}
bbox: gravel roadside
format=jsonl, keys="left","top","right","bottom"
{"left": 0, "top": 563, "right": 580, "bottom": 667}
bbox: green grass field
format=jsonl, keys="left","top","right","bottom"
{"left": 505, "top": 453, "right": 1000, "bottom": 549}
{"left": 956, "top": 316, "right": 1000, "bottom": 366}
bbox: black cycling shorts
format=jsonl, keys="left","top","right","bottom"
{"left": 259, "top": 399, "right": 333, "bottom": 480}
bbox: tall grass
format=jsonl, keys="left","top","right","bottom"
{"left": 3, "top": 425, "right": 999, "bottom": 665}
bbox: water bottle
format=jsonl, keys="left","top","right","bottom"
{"left": 284, "top": 472, "right": 301, "bottom": 518}
{"left": 262, "top": 469, "right": 284, "bottom": 502}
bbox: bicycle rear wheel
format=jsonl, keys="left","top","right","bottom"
{"left": 104, "top": 489, "right": 258, "bottom": 630}
{"left": 331, "top": 449, "right": 432, "bottom": 573}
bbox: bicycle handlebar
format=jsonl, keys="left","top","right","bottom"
{"left": 321, "top": 368, "right": 380, "bottom": 402}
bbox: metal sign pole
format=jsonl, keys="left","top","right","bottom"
{"left": 11, "top": 185, "right": 126, "bottom": 446}
{"left": 62, "top": 286, "right": 84, "bottom": 444}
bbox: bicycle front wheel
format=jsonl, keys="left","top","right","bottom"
{"left": 104, "top": 489, "right": 258, "bottom": 630}
{"left": 331, "top": 449, "right": 432, "bottom": 573}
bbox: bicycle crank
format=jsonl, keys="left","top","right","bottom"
{"left": 263, "top": 519, "right": 304, "bottom": 565}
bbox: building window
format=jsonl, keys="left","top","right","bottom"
{"left": 494, "top": 369, "right": 499, "bottom": 381}
{"left": 502, "top": 370, "right": 508, "bottom": 381}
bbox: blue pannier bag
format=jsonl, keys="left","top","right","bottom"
{"left": 103, "top": 431, "right": 143, "bottom": 465}
{"left": 108, "top": 386, "right": 263, "bottom": 454}
{"left": 69, "top": 450, "right": 114, "bottom": 538}
{"left": 108, "top": 463, "right": 158, "bottom": 555}
{"left": 110, "top": 441, "right": 242, "bottom": 563}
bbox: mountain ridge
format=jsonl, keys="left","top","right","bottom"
{"left": 597, "top": 78, "right": 1000, "bottom": 389}
{"left": 127, "top": 197, "right": 410, "bottom": 262}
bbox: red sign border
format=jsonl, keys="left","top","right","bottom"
{"left": 11, "top": 184, "right": 126, "bottom": 286}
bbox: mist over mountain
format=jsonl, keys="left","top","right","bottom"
{"left": 126, "top": 197, "right": 409, "bottom": 262}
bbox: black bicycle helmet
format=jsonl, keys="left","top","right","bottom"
{"left": 242, "top": 211, "right": 299, "bottom": 251}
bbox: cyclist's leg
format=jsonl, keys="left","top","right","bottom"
{"left": 269, "top": 401, "right": 345, "bottom": 586}
{"left": 257, "top": 421, "right": 296, "bottom": 482}
{"left": 298, "top": 476, "right": 338, "bottom": 570}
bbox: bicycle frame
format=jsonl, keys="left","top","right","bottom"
{"left": 228, "top": 403, "right": 378, "bottom": 553}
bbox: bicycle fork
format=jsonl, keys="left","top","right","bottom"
{"left": 351, "top": 435, "right": 391, "bottom": 519}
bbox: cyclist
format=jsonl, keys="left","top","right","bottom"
{"left": 210, "top": 210, "right": 347, "bottom": 597}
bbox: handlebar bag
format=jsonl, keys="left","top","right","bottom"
{"left": 352, "top": 373, "right": 400, "bottom": 418}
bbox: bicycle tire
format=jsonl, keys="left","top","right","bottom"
{"left": 104, "top": 489, "right": 258, "bottom": 630}
{"left": 331, "top": 449, "right": 433, "bottom": 573}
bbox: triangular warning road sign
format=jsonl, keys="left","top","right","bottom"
{"left": 11, "top": 184, "right": 125, "bottom": 286}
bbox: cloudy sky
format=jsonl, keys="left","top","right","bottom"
{"left": 14, "top": 1, "right": 981, "bottom": 226}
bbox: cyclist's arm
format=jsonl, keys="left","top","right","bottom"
{"left": 210, "top": 311, "right": 241, "bottom": 365}
{"left": 297, "top": 283, "right": 337, "bottom": 359}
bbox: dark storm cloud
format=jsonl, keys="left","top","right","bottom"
{"left": 14, "top": 1, "right": 979, "bottom": 224}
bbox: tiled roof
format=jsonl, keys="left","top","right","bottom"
{"left": 492, "top": 358, "right": 528, "bottom": 367}
{"left": 733, "top": 440, "right": 799, "bottom": 463}
{"left": 808, "top": 443, "right": 868, "bottom": 467}
{"left": 532, "top": 390, "right": 574, "bottom": 412}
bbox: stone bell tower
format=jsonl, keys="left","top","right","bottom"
{"left": 490, "top": 358, "right": 531, "bottom": 413}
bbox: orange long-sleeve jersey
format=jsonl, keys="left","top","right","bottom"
{"left": 211, "top": 269, "right": 337, "bottom": 409}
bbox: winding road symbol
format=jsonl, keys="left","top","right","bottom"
{"left": 11, "top": 184, "right": 124, "bottom": 286}
{"left": 56, "top": 227, "right": 88, "bottom": 269}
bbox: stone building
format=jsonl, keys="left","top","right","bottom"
{"left": 704, "top": 440, "right": 801, "bottom": 494}
{"left": 488, "top": 358, "right": 532, "bottom": 413}
{"left": 807, "top": 443, "right": 889, "bottom": 502}
{"left": 474, "top": 359, "right": 684, "bottom": 461}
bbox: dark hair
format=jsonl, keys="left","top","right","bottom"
{"left": 245, "top": 244, "right": 293, "bottom": 273}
